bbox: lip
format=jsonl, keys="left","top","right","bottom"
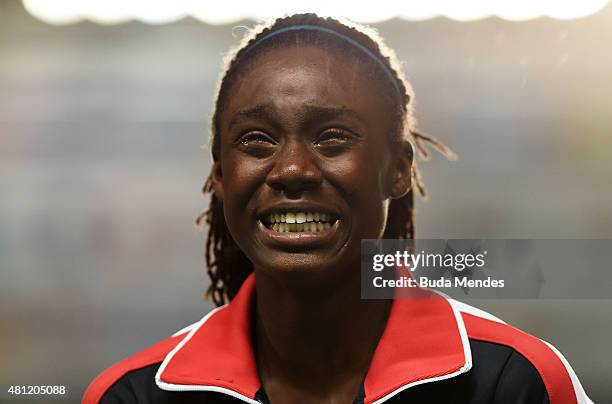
{"left": 255, "top": 201, "right": 342, "bottom": 250}
{"left": 256, "top": 218, "right": 340, "bottom": 250}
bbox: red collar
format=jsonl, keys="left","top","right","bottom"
{"left": 156, "top": 273, "right": 472, "bottom": 403}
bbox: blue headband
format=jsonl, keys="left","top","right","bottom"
{"left": 240, "top": 24, "right": 404, "bottom": 102}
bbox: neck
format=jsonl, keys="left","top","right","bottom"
{"left": 252, "top": 265, "right": 391, "bottom": 395}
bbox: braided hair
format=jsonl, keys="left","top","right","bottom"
{"left": 196, "top": 13, "right": 456, "bottom": 306}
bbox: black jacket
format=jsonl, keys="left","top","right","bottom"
{"left": 84, "top": 275, "right": 592, "bottom": 404}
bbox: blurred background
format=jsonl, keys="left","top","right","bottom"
{"left": 1, "top": 0, "right": 611, "bottom": 402}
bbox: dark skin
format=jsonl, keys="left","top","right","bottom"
{"left": 211, "top": 45, "right": 413, "bottom": 403}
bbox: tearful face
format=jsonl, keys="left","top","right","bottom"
{"left": 213, "top": 45, "right": 405, "bottom": 278}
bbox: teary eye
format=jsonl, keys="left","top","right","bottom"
{"left": 237, "top": 131, "right": 276, "bottom": 146}
{"left": 313, "top": 128, "right": 362, "bottom": 155}
{"left": 314, "top": 128, "right": 352, "bottom": 146}
{"left": 235, "top": 131, "right": 277, "bottom": 157}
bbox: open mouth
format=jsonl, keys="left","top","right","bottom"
{"left": 261, "top": 211, "right": 338, "bottom": 233}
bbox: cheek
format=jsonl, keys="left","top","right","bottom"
{"left": 323, "top": 147, "right": 391, "bottom": 227}
{"left": 325, "top": 156, "right": 384, "bottom": 196}
{"left": 220, "top": 155, "right": 269, "bottom": 221}
{"left": 324, "top": 140, "right": 391, "bottom": 196}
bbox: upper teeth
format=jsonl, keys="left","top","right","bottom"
{"left": 268, "top": 212, "right": 331, "bottom": 224}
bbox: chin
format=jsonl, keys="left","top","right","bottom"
{"left": 253, "top": 248, "right": 360, "bottom": 278}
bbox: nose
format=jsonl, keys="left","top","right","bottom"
{"left": 266, "top": 139, "right": 322, "bottom": 194}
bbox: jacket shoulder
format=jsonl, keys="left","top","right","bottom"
{"left": 449, "top": 299, "right": 592, "bottom": 404}
{"left": 82, "top": 325, "right": 194, "bottom": 404}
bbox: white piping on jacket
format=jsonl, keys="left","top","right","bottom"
{"left": 154, "top": 305, "right": 262, "bottom": 404}
{"left": 371, "top": 294, "right": 473, "bottom": 403}
{"left": 448, "top": 298, "right": 593, "bottom": 404}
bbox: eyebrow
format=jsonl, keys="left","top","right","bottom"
{"left": 230, "top": 103, "right": 275, "bottom": 127}
{"left": 229, "top": 103, "right": 359, "bottom": 128}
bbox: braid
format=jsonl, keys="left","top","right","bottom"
{"left": 198, "top": 13, "right": 454, "bottom": 306}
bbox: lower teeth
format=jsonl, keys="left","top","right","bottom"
{"left": 269, "top": 222, "right": 333, "bottom": 232}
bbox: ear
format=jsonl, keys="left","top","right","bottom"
{"left": 388, "top": 140, "right": 413, "bottom": 199}
{"left": 210, "top": 161, "right": 224, "bottom": 202}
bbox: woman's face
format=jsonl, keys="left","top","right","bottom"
{"left": 213, "top": 44, "right": 412, "bottom": 278}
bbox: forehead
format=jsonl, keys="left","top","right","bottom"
{"left": 219, "top": 45, "right": 394, "bottom": 127}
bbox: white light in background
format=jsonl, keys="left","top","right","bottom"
{"left": 83, "top": 0, "right": 130, "bottom": 25}
{"left": 433, "top": 0, "right": 491, "bottom": 21}
{"left": 126, "top": 0, "right": 186, "bottom": 24}
{"left": 186, "top": 0, "right": 247, "bottom": 25}
{"left": 22, "top": 0, "right": 83, "bottom": 25}
{"left": 22, "top": 0, "right": 611, "bottom": 25}
{"left": 490, "top": 0, "right": 607, "bottom": 21}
